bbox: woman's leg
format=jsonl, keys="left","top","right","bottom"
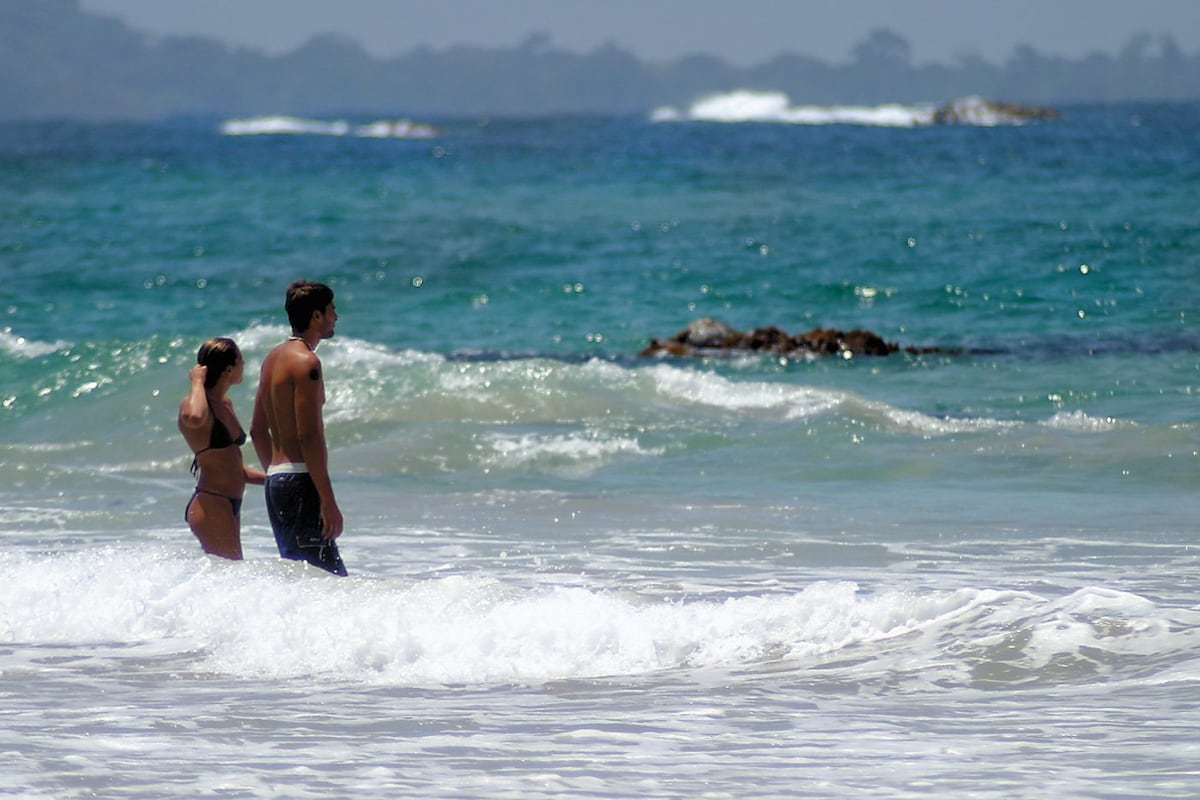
{"left": 186, "top": 492, "right": 243, "bottom": 560}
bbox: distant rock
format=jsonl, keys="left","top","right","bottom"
{"left": 932, "top": 96, "right": 1060, "bottom": 126}
{"left": 639, "top": 318, "right": 958, "bottom": 359}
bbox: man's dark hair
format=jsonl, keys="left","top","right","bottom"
{"left": 285, "top": 280, "right": 334, "bottom": 333}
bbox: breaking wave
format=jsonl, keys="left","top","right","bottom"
{"left": 220, "top": 115, "right": 438, "bottom": 138}
{"left": 651, "top": 91, "right": 1050, "bottom": 127}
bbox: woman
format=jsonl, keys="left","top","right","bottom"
{"left": 178, "top": 337, "right": 265, "bottom": 559}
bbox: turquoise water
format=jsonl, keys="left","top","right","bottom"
{"left": 1, "top": 101, "right": 1199, "bottom": 798}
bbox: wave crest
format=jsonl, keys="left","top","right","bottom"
{"left": 3, "top": 548, "right": 1190, "bottom": 689}
{"left": 220, "top": 115, "right": 437, "bottom": 138}
{"left": 651, "top": 91, "right": 1051, "bottom": 127}
{"left": 0, "top": 328, "right": 70, "bottom": 358}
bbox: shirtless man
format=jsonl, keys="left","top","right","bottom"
{"left": 251, "top": 280, "right": 347, "bottom": 576}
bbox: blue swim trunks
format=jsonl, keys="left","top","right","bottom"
{"left": 264, "top": 468, "right": 348, "bottom": 577}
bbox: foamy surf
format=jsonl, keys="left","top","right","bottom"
{"left": 651, "top": 91, "right": 1050, "bottom": 127}
{"left": 0, "top": 547, "right": 1191, "bottom": 690}
{"left": 651, "top": 90, "right": 935, "bottom": 127}
{"left": 0, "top": 328, "right": 70, "bottom": 358}
{"left": 220, "top": 115, "right": 437, "bottom": 138}
{"left": 480, "top": 430, "right": 664, "bottom": 477}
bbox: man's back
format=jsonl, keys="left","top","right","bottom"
{"left": 255, "top": 340, "right": 323, "bottom": 467}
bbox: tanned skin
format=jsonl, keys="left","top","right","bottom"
{"left": 178, "top": 350, "right": 265, "bottom": 559}
{"left": 250, "top": 301, "right": 343, "bottom": 540}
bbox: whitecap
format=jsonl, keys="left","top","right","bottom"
{"left": 1040, "top": 410, "right": 1130, "bottom": 432}
{"left": 652, "top": 90, "right": 935, "bottom": 127}
{"left": 220, "top": 115, "right": 437, "bottom": 139}
{"left": 652, "top": 90, "right": 1049, "bottom": 128}
{"left": 480, "top": 430, "right": 662, "bottom": 476}
{"left": 220, "top": 115, "right": 351, "bottom": 136}
{"left": 353, "top": 119, "right": 438, "bottom": 139}
{"left": 0, "top": 328, "right": 70, "bottom": 358}
{"left": 646, "top": 363, "right": 842, "bottom": 420}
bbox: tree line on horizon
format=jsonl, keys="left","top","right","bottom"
{"left": 4, "top": 0, "right": 1199, "bottom": 121}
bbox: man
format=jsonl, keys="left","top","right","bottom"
{"left": 251, "top": 280, "right": 347, "bottom": 576}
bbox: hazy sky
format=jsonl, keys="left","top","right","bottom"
{"left": 79, "top": 0, "right": 1200, "bottom": 66}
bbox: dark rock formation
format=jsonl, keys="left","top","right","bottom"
{"left": 640, "top": 318, "right": 957, "bottom": 359}
{"left": 931, "top": 97, "right": 1060, "bottom": 125}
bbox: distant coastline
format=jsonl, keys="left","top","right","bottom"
{"left": 3, "top": 0, "right": 1198, "bottom": 121}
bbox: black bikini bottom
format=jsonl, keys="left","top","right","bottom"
{"left": 185, "top": 488, "right": 243, "bottom": 521}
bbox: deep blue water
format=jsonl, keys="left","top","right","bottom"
{"left": 4, "top": 103, "right": 1198, "bottom": 356}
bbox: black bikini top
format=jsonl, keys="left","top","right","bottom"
{"left": 190, "top": 415, "right": 246, "bottom": 475}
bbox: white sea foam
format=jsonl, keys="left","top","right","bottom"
{"left": 651, "top": 91, "right": 1044, "bottom": 127}
{"left": 220, "top": 115, "right": 350, "bottom": 136}
{"left": 481, "top": 430, "right": 662, "bottom": 476}
{"left": 0, "top": 328, "right": 69, "bottom": 358}
{"left": 647, "top": 363, "right": 1016, "bottom": 435}
{"left": 647, "top": 364, "right": 841, "bottom": 420}
{"left": 0, "top": 548, "right": 973, "bottom": 683}
{"left": 1040, "top": 410, "right": 1130, "bottom": 432}
{"left": 220, "top": 115, "right": 437, "bottom": 138}
{"left": 0, "top": 506, "right": 72, "bottom": 527}
{"left": 935, "top": 95, "right": 1041, "bottom": 126}
{"left": 652, "top": 90, "right": 936, "bottom": 127}
{"left": 874, "top": 403, "right": 1020, "bottom": 435}
{"left": 968, "top": 587, "right": 1179, "bottom": 679}
{"left": 0, "top": 548, "right": 1185, "bottom": 689}
{"left": 353, "top": 119, "right": 439, "bottom": 139}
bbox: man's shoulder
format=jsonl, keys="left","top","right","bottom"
{"left": 276, "top": 346, "right": 321, "bottom": 381}
{"left": 265, "top": 341, "right": 317, "bottom": 364}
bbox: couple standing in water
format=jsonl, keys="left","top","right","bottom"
{"left": 177, "top": 280, "right": 348, "bottom": 576}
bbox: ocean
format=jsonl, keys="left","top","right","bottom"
{"left": 1, "top": 93, "right": 1198, "bottom": 798}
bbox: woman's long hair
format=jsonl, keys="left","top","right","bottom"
{"left": 196, "top": 337, "right": 240, "bottom": 389}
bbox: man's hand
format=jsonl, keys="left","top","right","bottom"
{"left": 320, "top": 499, "right": 344, "bottom": 540}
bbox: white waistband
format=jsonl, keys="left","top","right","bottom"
{"left": 267, "top": 462, "right": 309, "bottom": 475}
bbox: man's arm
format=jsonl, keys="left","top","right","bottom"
{"left": 249, "top": 358, "right": 273, "bottom": 471}
{"left": 293, "top": 354, "right": 343, "bottom": 539}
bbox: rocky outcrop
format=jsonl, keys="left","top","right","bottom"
{"left": 640, "top": 318, "right": 957, "bottom": 359}
{"left": 932, "top": 96, "right": 1060, "bottom": 125}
